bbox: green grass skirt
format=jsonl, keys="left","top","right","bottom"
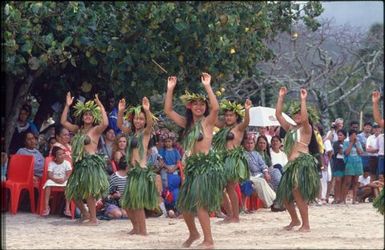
{"left": 276, "top": 153, "right": 320, "bottom": 206}
{"left": 65, "top": 154, "right": 109, "bottom": 201}
{"left": 221, "top": 146, "right": 250, "bottom": 183}
{"left": 120, "top": 165, "right": 158, "bottom": 210}
{"left": 373, "top": 188, "right": 384, "bottom": 215}
{"left": 177, "top": 151, "right": 226, "bottom": 214}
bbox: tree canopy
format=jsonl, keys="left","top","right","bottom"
{"left": 2, "top": 1, "right": 324, "bottom": 152}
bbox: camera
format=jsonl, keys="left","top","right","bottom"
{"left": 331, "top": 122, "right": 336, "bottom": 129}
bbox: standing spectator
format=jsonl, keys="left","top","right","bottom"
{"left": 319, "top": 138, "right": 333, "bottom": 204}
{"left": 106, "top": 95, "right": 121, "bottom": 135}
{"left": 9, "top": 104, "right": 39, "bottom": 154}
{"left": 366, "top": 123, "right": 381, "bottom": 181}
{"left": 158, "top": 132, "right": 182, "bottom": 190}
{"left": 377, "top": 132, "right": 384, "bottom": 179}
{"left": 331, "top": 130, "right": 347, "bottom": 204}
{"left": 358, "top": 122, "right": 373, "bottom": 180}
{"left": 98, "top": 126, "right": 116, "bottom": 175}
{"left": 16, "top": 131, "right": 45, "bottom": 183}
{"left": 324, "top": 118, "right": 344, "bottom": 144}
{"left": 342, "top": 129, "right": 363, "bottom": 204}
{"left": 112, "top": 134, "right": 127, "bottom": 164}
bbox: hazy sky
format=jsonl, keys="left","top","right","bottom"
{"left": 319, "top": 1, "right": 384, "bottom": 29}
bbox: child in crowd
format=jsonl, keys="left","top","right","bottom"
{"left": 42, "top": 146, "right": 72, "bottom": 216}
{"left": 103, "top": 157, "right": 129, "bottom": 219}
{"left": 158, "top": 132, "right": 182, "bottom": 190}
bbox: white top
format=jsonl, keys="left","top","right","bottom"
{"left": 48, "top": 160, "right": 72, "bottom": 179}
{"left": 366, "top": 134, "right": 379, "bottom": 156}
{"left": 358, "top": 175, "right": 371, "bottom": 187}
{"left": 270, "top": 149, "right": 288, "bottom": 167}
{"left": 325, "top": 130, "right": 338, "bottom": 144}
{"left": 324, "top": 139, "right": 333, "bottom": 153}
{"left": 377, "top": 134, "right": 384, "bottom": 155}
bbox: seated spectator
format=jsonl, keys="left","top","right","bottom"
{"left": 357, "top": 172, "right": 383, "bottom": 202}
{"left": 42, "top": 136, "right": 57, "bottom": 157}
{"left": 1, "top": 152, "right": 8, "bottom": 182}
{"left": 9, "top": 104, "right": 39, "bottom": 154}
{"left": 243, "top": 136, "right": 276, "bottom": 208}
{"left": 50, "top": 125, "right": 72, "bottom": 163}
{"left": 16, "top": 131, "right": 45, "bottom": 183}
{"left": 112, "top": 134, "right": 127, "bottom": 164}
{"left": 103, "top": 157, "right": 129, "bottom": 219}
{"left": 42, "top": 146, "right": 72, "bottom": 217}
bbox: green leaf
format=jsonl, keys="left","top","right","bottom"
{"left": 43, "top": 33, "right": 54, "bottom": 45}
{"left": 21, "top": 40, "right": 33, "bottom": 54}
{"left": 62, "top": 36, "right": 73, "bottom": 47}
{"left": 89, "top": 56, "right": 98, "bottom": 65}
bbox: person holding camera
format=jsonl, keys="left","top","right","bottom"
{"left": 324, "top": 118, "right": 344, "bottom": 144}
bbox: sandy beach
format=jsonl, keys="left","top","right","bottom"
{"left": 2, "top": 202, "right": 384, "bottom": 249}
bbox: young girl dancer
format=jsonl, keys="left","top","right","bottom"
{"left": 164, "top": 73, "right": 225, "bottom": 248}
{"left": 61, "top": 92, "right": 109, "bottom": 225}
{"left": 118, "top": 97, "right": 158, "bottom": 235}
{"left": 275, "top": 87, "right": 320, "bottom": 232}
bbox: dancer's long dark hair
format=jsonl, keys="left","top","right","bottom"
{"left": 308, "top": 120, "right": 320, "bottom": 156}
{"left": 179, "top": 100, "right": 209, "bottom": 140}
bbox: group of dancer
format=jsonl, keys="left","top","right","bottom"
{"left": 60, "top": 72, "right": 384, "bottom": 248}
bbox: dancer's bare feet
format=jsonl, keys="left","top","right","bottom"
{"left": 182, "top": 233, "right": 200, "bottom": 248}
{"left": 196, "top": 241, "right": 214, "bottom": 249}
{"left": 297, "top": 226, "right": 310, "bottom": 232}
{"left": 283, "top": 220, "right": 301, "bottom": 231}
{"left": 78, "top": 213, "right": 91, "bottom": 223}
{"left": 128, "top": 229, "right": 138, "bottom": 235}
{"left": 82, "top": 218, "right": 99, "bottom": 226}
{"left": 217, "top": 217, "right": 239, "bottom": 224}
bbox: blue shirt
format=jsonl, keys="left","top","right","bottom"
{"left": 16, "top": 147, "right": 45, "bottom": 177}
{"left": 108, "top": 107, "right": 121, "bottom": 134}
{"left": 244, "top": 151, "right": 267, "bottom": 177}
{"left": 158, "top": 148, "right": 181, "bottom": 166}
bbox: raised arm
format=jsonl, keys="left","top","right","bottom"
{"left": 60, "top": 92, "right": 79, "bottom": 133}
{"left": 117, "top": 98, "right": 131, "bottom": 134}
{"left": 93, "top": 94, "right": 108, "bottom": 134}
{"left": 142, "top": 97, "right": 154, "bottom": 135}
{"left": 300, "top": 89, "right": 312, "bottom": 134}
{"left": 164, "top": 76, "right": 186, "bottom": 128}
{"left": 372, "top": 91, "right": 384, "bottom": 128}
{"left": 201, "top": 72, "right": 219, "bottom": 125}
{"left": 275, "top": 87, "right": 291, "bottom": 131}
{"left": 237, "top": 99, "right": 252, "bottom": 132}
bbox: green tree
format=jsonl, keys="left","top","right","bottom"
{"left": 2, "top": 1, "right": 323, "bottom": 153}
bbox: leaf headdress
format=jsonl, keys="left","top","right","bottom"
{"left": 73, "top": 100, "right": 102, "bottom": 124}
{"left": 124, "top": 105, "right": 158, "bottom": 124}
{"left": 220, "top": 99, "right": 245, "bottom": 118}
{"left": 285, "top": 101, "right": 320, "bottom": 124}
{"left": 180, "top": 90, "right": 207, "bottom": 105}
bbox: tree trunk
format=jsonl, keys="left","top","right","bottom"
{"left": 4, "top": 71, "right": 42, "bottom": 154}
{"left": 317, "top": 90, "right": 331, "bottom": 131}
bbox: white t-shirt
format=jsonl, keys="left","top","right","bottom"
{"left": 358, "top": 175, "right": 371, "bottom": 187}
{"left": 48, "top": 160, "right": 72, "bottom": 179}
{"left": 366, "top": 134, "right": 379, "bottom": 156}
{"left": 377, "top": 134, "right": 384, "bottom": 156}
{"left": 270, "top": 149, "right": 288, "bottom": 167}
{"left": 324, "top": 139, "right": 333, "bottom": 153}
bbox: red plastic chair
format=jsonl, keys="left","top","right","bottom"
{"left": 37, "top": 156, "right": 76, "bottom": 219}
{"left": 4, "top": 155, "right": 36, "bottom": 214}
{"left": 111, "top": 160, "right": 117, "bottom": 173}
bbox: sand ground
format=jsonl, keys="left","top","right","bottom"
{"left": 2, "top": 202, "right": 384, "bottom": 249}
